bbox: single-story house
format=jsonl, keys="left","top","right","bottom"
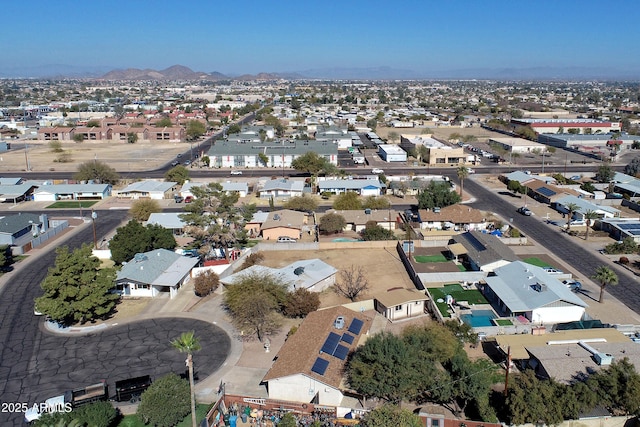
{"left": 377, "top": 144, "right": 408, "bottom": 162}
{"left": 180, "top": 181, "right": 249, "bottom": 199}
{"left": 244, "top": 211, "right": 270, "bottom": 238}
{"left": 263, "top": 306, "right": 372, "bottom": 406}
{"left": 0, "top": 183, "right": 37, "bottom": 203}
{"left": 318, "top": 178, "right": 383, "bottom": 196}
{"left": 115, "top": 181, "right": 178, "bottom": 200}
{"left": 553, "top": 195, "right": 620, "bottom": 220}
{"left": 374, "top": 288, "right": 428, "bottom": 322}
{"left": 503, "top": 171, "right": 555, "bottom": 186}
{"left": 599, "top": 218, "right": 640, "bottom": 243}
{"left": 0, "top": 213, "right": 46, "bottom": 246}
{"left": 260, "top": 209, "right": 309, "bottom": 241}
{"left": 450, "top": 231, "right": 518, "bottom": 272}
{"left": 258, "top": 179, "right": 305, "bottom": 199}
{"left": 418, "top": 205, "right": 488, "bottom": 231}
{"left": 146, "top": 213, "right": 186, "bottom": 235}
{"left": 323, "top": 208, "right": 398, "bottom": 232}
{"left": 526, "top": 179, "right": 579, "bottom": 204}
{"left": 32, "top": 183, "right": 111, "bottom": 202}
{"left": 221, "top": 258, "right": 337, "bottom": 292}
{"left": 483, "top": 261, "right": 587, "bottom": 325}
{"left": 114, "top": 249, "right": 199, "bottom": 298}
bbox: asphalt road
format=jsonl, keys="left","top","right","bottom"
{"left": 463, "top": 177, "right": 640, "bottom": 314}
{"left": 0, "top": 210, "right": 231, "bottom": 426}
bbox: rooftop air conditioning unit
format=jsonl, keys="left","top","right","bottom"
{"left": 334, "top": 316, "right": 345, "bottom": 329}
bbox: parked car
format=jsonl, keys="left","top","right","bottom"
{"left": 171, "top": 161, "right": 179, "bottom": 167}
{"left": 517, "top": 206, "right": 532, "bottom": 216}
{"left": 230, "top": 170, "right": 243, "bottom": 175}
{"left": 543, "top": 267, "right": 563, "bottom": 274}
{"left": 277, "top": 236, "right": 297, "bottom": 243}
{"left": 183, "top": 160, "right": 191, "bottom": 166}
{"left": 372, "top": 168, "right": 384, "bottom": 174}
{"left": 563, "top": 280, "right": 583, "bottom": 292}
{"left": 177, "top": 153, "right": 182, "bottom": 158}
{"left": 174, "top": 195, "right": 184, "bottom": 203}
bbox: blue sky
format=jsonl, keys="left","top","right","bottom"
{"left": 3, "top": 0, "right": 639, "bottom": 77}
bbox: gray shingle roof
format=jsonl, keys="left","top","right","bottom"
{"left": 116, "top": 249, "right": 198, "bottom": 286}
{"left": 0, "top": 213, "right": 41, "bottom": 234}
{"left": 118, "top": 181, "right": 177, "bottom": 193}
{"left": 452, "top": 231, "right": 518, "bottom": 267}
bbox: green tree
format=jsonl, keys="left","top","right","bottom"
{"left": 165, "top": 165, "right": 190, "bottom": 185}
{"left": 592, "top": 265, "right": 618, "bottom": 303}
{"left": 333, "top": 191, "right": 362, "bottom": 210}
{"left": 417, "top": 181, "right": 461, "bottom": 210}
{"left": 109, "top": 220, "right": 177, "bottom": 265}
{"left": 506, "top": 370, "right": 566, "bottom": 426}
{"left": 319, "top": 212, "right": 347, "bottom": 234}
{"left": 227, "top": 123, "right": 241, "bottom": 134}
{"left": 126, "top": 132, "right": 138, "bottom": 144}
{"left": 387, "top": 131, "right": 400, "bottom": 143}
{"left": 587, "top": 358, "right": 640, "bottom": 415}
{"left": 35, "top": 244, "right": 119, "bottom": 325}
{"left": 361, "top": 404, "right": 422, "bottom": 427}
{"left": 171, "top": 331, "right": 201, "bottom": 427}
{"left": 186, "top": 120, "right": 206, "bottom": 140}
{"left": 129, "top": 198, "right": 161, "bottom": 221}
{"left": 564, "top": 202, "right": 580, "bottom": 231}
{"left": 193, "top": 270, "right": 220, "bottom": 297}
{"left": 86, "top": 120, "right": 101, "bottom": 127}
{"left": 180, "top": 182, "right": 255, "bottom": 255}
{"left": 278, "top": 413, "right": 298, "bottom": 427}
{"left": 223, "top": 272, "right": 288, "bottom": 341}
{"left": 73, "top": 133, "right": 84, "bottom": 143}
{"left": 283, "top": 194, "right": 318, "bottom": 212}
{"left": 258, "top": 152, "right": 269, "bottom": 167}
{"left": 362, "top": 196, "right": 391, "bottom": 209}
{"left": 291, "top": 151, "right": 337, "bottom": 190}
{"left": 49, "top": 140, "right": 63, "bottom": 153}
{"left": 507, "top": 179, "right": 522, "bottom": 195}
{"left": 155, "top": 117, "right": 173, "bottom": 127}
{"left": 74, "top": 160, "right": 120, "bottom": 185}
{"left": 584, "top": 210, "right": 599, "bottom": 240}
{"left": 137, "top": 373, "right": 190, "bottom": 427}
{"left": 283, "top": 288, "right": 320, "bottom": 318}
{"left": 446, "top": 352, "right": 497, "bottom": 418}
{"left": 73, "top": 401, "right": 118, "bottom": 427}
{"left": 0, "top": 244, "right": 11, "bottom": 270}
{"left": 366, "top": 118, "right": 377, "bottom": 131}
{"left": 624, "top": 157, "right": 640, "bottom": 177}
{"left": 201, "top": 155, "right": 210, "bottom": 167}
{"left": 360, "top": 222, "right": 396, "bottom": 241}
{"left": 456, "top": 165, "right": 469, "bottom": 198}
{"left": 597, "top": 163, "right": 614, "bottom": 183}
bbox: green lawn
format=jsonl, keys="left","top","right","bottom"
{"left": 118, "top": 404, "right": 210, "bottom": 427}
{"left": 456, "top": 264, "right": 467, "bottom": 272}
{"left": 46, "top": 200, "right": 98, "bottom": 209}
{"left": 495, "top": 319, "right": 513, "bottom": 326}
{"left": 414, "top": 253, "right": 448, "bottom": 263}
{"left": 522, "top": 257, "right": 553, "bottom": 268}
{"left": 428, "top": 285, "right": 489, "bottom": 318}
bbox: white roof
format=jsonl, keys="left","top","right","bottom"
{"left": 147, "top": 212, "right": 185, "bottom": 229}
{"left": 118, "top": 181, "right": 177, "bottom": 193}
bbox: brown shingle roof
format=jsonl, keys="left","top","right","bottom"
{"left": 263, "top": 306, "right": 372, "bottom": 388}
{"left": 261, "top": 209, "right": 306, "bottom": 230}
{"left": 418, "top": 204, "right": 485, "bottom": 224}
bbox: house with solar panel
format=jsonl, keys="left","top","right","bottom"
{"left": 262, "top": 306, "right": 372, "bottom": 406}
{"left": 450, "top": 231, "right": 519, "bottom": 272}
{"left": 525, "top": 179, "right": 579, "bottom": 204}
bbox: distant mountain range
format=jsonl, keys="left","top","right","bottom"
{"left": 0, "top": 64, "right": 638, "bottom": 81}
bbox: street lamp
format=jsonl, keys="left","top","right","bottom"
{"left": 91, "top": 209, "right": 98, "bottom": 249}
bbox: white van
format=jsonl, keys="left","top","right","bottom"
{"left": 277, "top": 236, "right": 297, "bottom": 243}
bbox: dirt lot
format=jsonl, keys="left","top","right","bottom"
{"left": 4, "top": 139, "right": 195, "bottom": 172}
{"left": 259, "top": 248, "right": 415, "bottom": 308}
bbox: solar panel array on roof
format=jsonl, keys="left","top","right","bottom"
{"left": 537, "top": 187, "right": 557, "bottom": 197}
{"left": 341, "top": 333, "right": 355, "bottom": 344}
{"left": 320, "top": 332, "right": 341, "bottom": 355}
{"left": 629, "top": 230, "right": 640, "bottom": 236}
{"left": 311, "top": 357, "right": 329, "bottom": 375}
{"left": 617, "top": 223, "right": 640, "bottom": 230}
{"left": 333, "top": 344, "right": 349, "bottom": 360}
{"left": 348, "top": 318, "right": 364, "bottom": 335}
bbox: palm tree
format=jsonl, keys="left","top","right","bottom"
{"left": 171, "top": 331, "right": 202, "bottom": 427}
{"left": 564, "top": 202, "right": 580, "bottom": 231}
{"left": 457, "top": 166, "right": 469, "bottom": 198}
{"left": 583, "top": 210, "right": 599, "bottom": 240}
{"left": 592, "top": 265, "right": 618, "bottom": 303}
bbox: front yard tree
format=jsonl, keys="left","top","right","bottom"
{"left": 564, "top": 202, "right": 580, "bottom": 231}
{"left": 456, "top": 165, "right": 469, "bottom": 198}
{"left": 35, "top": 244, "right": 119, "bottom": 325}
{"left": 283, "top": 288, "right": 320, "bottom": 318}
{"left": 333, "top": 191, "right": 362, "bottom": 210}
{"left": 165, "top": 165, "right": 190, "bottom": 185}
{"left": 137, "top": 373, "right": 190, "bottom": 427}
{"left": 223, "top": 272, "right": 288, "bottom": 341}
{"left": 129, "top": 198, "right": 161, "bottom": 221}
{"left": 193, "top": 270, "right": 220, "bottom": 297}
{"left": 592, "top": 265, "right": 619, "bottom": 303}
{"left": 335, "top": 265, "right": 369, "bottom": 301}
{"left": 417, "top": 181, "right": 461, "bottom": 210}
{"left": 584, "top": 210, "right": 599, "bottom": 240}
{"left": 171, "top": 331, "right": 201, "bottom": 427}
{"left": 597, "top": 163, "right": 614, "bottom": 183}
{"left": 319, "top": 212, "right": 346, "bottom": 234}
{"left": 109, "top": 220, "right": 176, "bottom": 265}
{"left": 186, "top": 120, "right": 206, "bottom": 140}
{"left": 180, "top": 182, "right": 255, "bottom": 257}
{"left": 283, "top": 194, "right": 318, "bottom": 212}
{"left": 74, "top": 160, "right": 120, "bottom": 185}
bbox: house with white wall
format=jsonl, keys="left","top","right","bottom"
{"left": 115, "top": 181, "right": 177, "bottom": 200}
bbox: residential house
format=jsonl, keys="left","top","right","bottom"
{"left": 258, "top": 179, "right": 305, "bottom": 199}
{"left": 417, "top": 205, "right": 488, "bottom": 231}
{"left": 115, "top": 181, "right": 178, "bottom": 199}
{"left": 146, "top": 213, "right": 186, "bottom": 235}
{"left": 374, "top": 288, "right": 428, "bottom": 322}
{"left": 553, "top": 195, "right": 620, "bottom": 221}
{"left": 450, "top": 231, "right": 518, "bottom": 272}
{"left": 483, "top": 261, "right": 587, "bottom": 324}
{"left": 32, "top": 183, "right": 111, "bottom": 202}
{"left": 244, "top": 211, "right": 270, "bottom": 239}
{"left": 377, "top": 144, "right": 408, "bottom": 162}
{"left": 600, "top": 218, "right": 640, "bottom": 243}
{"left": 323, "top": 208, "right": 398, "bottom": 232}
{"left": 262, "top": 306, "right": 372, "bottom": 405}
{"left": 181, "top": 181, "right": 249, "bottom": 199}
{"left": 114, "top": 249, "right": 199, "bottom": 298}
{"left": 317, "top": 178, "right": 383, "bottom": 196}
{"left": 526, "top": 179, "right": 579, "bottom": 205}
{"left": 0, "top": 183, "right": 37, "bottom": 203}
{"left": 260, "top": 209, "right": 309, "bottom": 241}
{"left": 0, "top": 213, "right": 46, "bottom": 246}
{"left": 221, "top": 258, "right": 337, "bottom": 292}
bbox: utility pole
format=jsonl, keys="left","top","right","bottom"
{"left": 504, "top": 346, "right": 511, "bottom": 397}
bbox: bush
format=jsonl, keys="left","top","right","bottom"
{"left": 284, "top": 288, "right": 320, "bottom": 318}
{"left": 74, "top": 401, "right": 119, "bottom": 427}
{"left": 193, "top": 270, "right": 220, "bottom": 296}
{"left": 137, "top": 373, "right": 190, "bottom": 427}
{"left": 619, "top": 256, "right": 630, "bottom": 265}
{"left": 238, "top": 252, "right": 264, "bottom": 271}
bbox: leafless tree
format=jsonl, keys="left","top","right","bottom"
{"left": 335, "top": 265, "right": 370, "bottom": 301}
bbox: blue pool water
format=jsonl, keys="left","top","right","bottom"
{"left": 332, "top": 237, "right": 361, "bottom": 242}
{"left": 460, "top": 309, "right": 497, "bottom": 327}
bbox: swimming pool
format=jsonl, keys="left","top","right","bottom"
{"left": 332, "top": 237, "right": 361, "bottom": 242}
{"left": 460, "top": 309, "right": 497, "bottom": 327}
